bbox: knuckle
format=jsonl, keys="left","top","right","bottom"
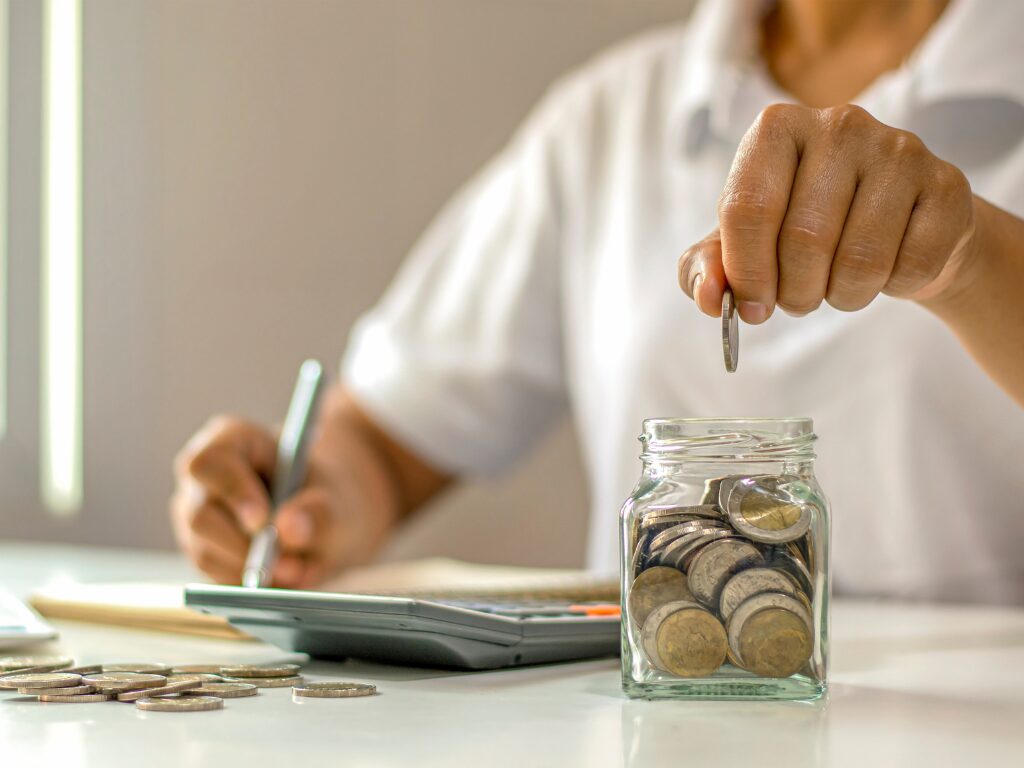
{"left": 724, "top": 258, "right": 774, "bottom": 287}
{"left": 886, "top": 129, "right": 926, "bottom": 160}
{"left": 718, "top": 190, "right": 777, "bottom": 226}
{"left": 824, "top": 104, "right": 871, "bottom": 138}
{"left": 931, "top": 161, "right": 970, "bottom": 201}
{"left": 834, "top": 242, "right": 892, "bottom": 287}
{"left": 779, "top": 211, "right": 838, "bottom": 256}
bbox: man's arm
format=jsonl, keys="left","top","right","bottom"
{"left": 170, "top": 383, "right": 453, "bottom": 588}
{"left": 677, "top": 103, "right": 1024, "bottom": 408}
{"left": 918, "top": 197, "right": 1024, "bottom": 407}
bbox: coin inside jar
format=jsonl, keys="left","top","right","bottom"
{"left": 718, "top": 567, "right": 802, "bottom": 621}
{"left": 640, "top": 599, "right": 703, "bottom": 669}
{"left": 726, "top": 477, "right": 813, "bottom": 544}
{"left": 727, "top": 591, "right": 813, "bottom": 678}
{"left": 687, "top": 538, "right": 764, "bottom": 609}
{"left": 655, "top": 607, "right": 728, "bottom": 678}
{"left": 627, "top": 567, "right": 694, "bottom": 626}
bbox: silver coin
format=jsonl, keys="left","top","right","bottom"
{"left": 220, "top": 675, "right": 303, "bottom": 688}
{"left": 699, "top": 476, "right": 739, "bottom": 506}
{"left": 136, "top": 695, "right": 224, "bottom": 712}
{"left": 0, "top": 656, "right": 73, "bottom": 672}
{"left": 293, "top": 682, "right": 377, "bottom": 698}
{"left": 219, "top": 663, "right": 301, "bottom": 678}
{"left": 669, "top": 529, "right": 737, "bottom": 572}
{"left": 687, "top": 538, "right": 764, "bottom": 609}
{"left": 657, "top": 526, "right": 730, "bottom": 570}
{"left": 171, "top": 664, "right": 225, "bottom": 675}
{"left": 718, "top": 567, "right": 802, "bottom": 621}
{"left": 648, "top": 520, "right": 722, "bottom": 555}
{"left": 726, "top": 477, "right": 813, "bottom": 544}
{"left": 640, "top": 505, "right": 722, "bottom": 526}
{"left": 183, "top": 682, "right": 258, "bottom": 698}
{"left": 726, "top": 591, "right": 813, "bottom": 666}
{"left": 62, "top": 664, "right": 103, "bottom": 676}
{"left": 17, "top": 684, "right": 95, "bottom": 696}
{"left": 764, "top": 547, "right": 814, "bottom": 597}
{"left": 639, "top": 599, "right": 703, "bottom": 670}
{"left": 722, "top": 287, "right": 738, "bottom": 372}
{"left": 0, "top": 672, "right": 82, "bottom": 689}
{"left": 117, "top": 678, "right": 204, "bottom": 702}
{"left": 82, "top": 673, "right": 167, "bottom": 692}
{"left": 165, "top": 673, "right": 223, "bottom": 684}
{"left": 103, "top": 662, "right": 173, "bottom": 675}
{"left": 38, "top": 693, "right": 113, "bottom": 703}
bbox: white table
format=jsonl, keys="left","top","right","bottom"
{"left": 2, "top": 542, "right": 1023, "bottom": 767}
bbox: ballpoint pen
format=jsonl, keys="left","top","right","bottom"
{"left": 241, "top": 359, "right": 325, "bottom": 588}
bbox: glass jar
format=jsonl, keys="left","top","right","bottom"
{"left": 620, "top": 418, "right": 829, "bottom": 701}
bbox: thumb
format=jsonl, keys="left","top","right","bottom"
{"left": 678, "top": 229, "right": 727, "bottom": 317}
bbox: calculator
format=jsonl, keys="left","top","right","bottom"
{"left": 185, "top": 584, "right": 621, "bottom": 670}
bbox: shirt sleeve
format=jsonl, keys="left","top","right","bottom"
{"left": 341, "top": 92, "right": 571, "bottom": 476}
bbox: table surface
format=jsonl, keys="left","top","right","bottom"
{"left": 1, "top": 541, "right": 1023, "bottom": 768}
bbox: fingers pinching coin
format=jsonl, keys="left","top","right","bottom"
{"left": 722, "top": 287, "right": 738, "bottom": 373}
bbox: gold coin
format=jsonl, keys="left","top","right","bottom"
{"left": 737, "top": 607, "right": 812, "bottom": 678}
{"left": 740, "top": 492, "right": 803, "bottom": 531}
{"left": 627, "top": 567, "right": 693, "bottom": 626}
{"left": 654, "top": 608, "right": 727, "bottom": 678}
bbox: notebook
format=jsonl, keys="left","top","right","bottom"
{"left": 29, "top": 558, "right": 619, "bottom": 640}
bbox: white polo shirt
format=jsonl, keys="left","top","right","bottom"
{"left": 343, "top": 0, "right": 1024, "bottom": 604}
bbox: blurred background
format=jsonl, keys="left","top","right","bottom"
{"left": 1, "top": 0, "right": 692, "bottom": 567}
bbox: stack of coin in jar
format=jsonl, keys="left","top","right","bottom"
{"left": 627, "top": 473, "right": 817, "bottom": 679}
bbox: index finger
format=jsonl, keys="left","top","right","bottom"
{"left": 718, "top": 105, "right": 803, "bottom": 323}
{"left": 175, "top": 417, "right": 277, "bottom": 532}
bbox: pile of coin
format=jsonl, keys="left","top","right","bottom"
{"left": 627, "top": 473, "right": 817, "bottom": 679}
{"left": 0, "top": 657, "right": 377, "bottom": 711}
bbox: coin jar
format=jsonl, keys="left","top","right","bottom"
{"left": 620, "top": 418, "right": 829, "bottom": 700}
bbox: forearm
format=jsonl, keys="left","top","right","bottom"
{"left": 920, "top": 196, "right": 1024, "bottom": 408}
{"left": 318, "top": 384, "right": 454, "bottom": 521}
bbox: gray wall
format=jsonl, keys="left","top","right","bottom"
{"left": 4, "top": 0, "right": 691, "bottom": 567}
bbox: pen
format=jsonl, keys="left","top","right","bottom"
{"left": 241, "top": 359, "right": 325, "bottom": 588}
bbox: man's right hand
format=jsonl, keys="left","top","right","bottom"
{"left": 169, "top": 388, "right": 443, "bottom": 588}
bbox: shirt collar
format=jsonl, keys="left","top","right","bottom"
{"left": 670, "top": 0, "right": 1024, "bottom": 156}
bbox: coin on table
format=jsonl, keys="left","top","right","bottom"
{"left": 183, "top": 682, "right": 258, "bottom": 698}
{"left": 166, "top": 673, "right": 223, "bottom": 684}
{"left": 117, "top": 678, "right": 203, "bottom": 702}
{"left": 722, "top": 286, "right": 738, "bottom": 372}
{"left": 293, "top": 682, "right": 377, "bottom": 698}
{"left": 62, "top": 664, "right": 103, "bottom": 676}
{"left": 655, "top": 607, "right": 728, "bottom": 678}
{"left": 103, "top": 663, "right": 173, "bottom": 675}
{"left": 726, "top": 477, "right": 812, "bottom": 544}
{"left": 0, "top": 656, "right": 73, "bottom": 673}
{"left": 639, "top": 599, "right": 703, "bottom": 669}
{"left": 38, "top": 693, "right": 114, "bottom": 703}
{"left": 18, "top": 684, "right": 95, "bottom": 696}
{"left": 687, "top": 538, "right": 764, "bottom": 609}
{"left": 718, "top": 567, "right": 802, "bottom": 621}
{"left": 221, "top": 675, "right": 303, "bottom": 688}
{"left": 82, "top": 673, "right": 167, "bottom": 692}
{"left": 732, "top": 599, "right": 813, "bottom": 678}
{"left": 0, "top": 672, "right": 82, "bottom": 689}
{"left": 136, "top": 695, "right": 224, "bottom": 712}
{"left": 171, "top": 664, "right": 225, "bottom": 675}
{"left": 219, "top": 663, "right": 301, "bottom": 678}
{"left": 627, "top": 567, "right": 693, "bottom": 626}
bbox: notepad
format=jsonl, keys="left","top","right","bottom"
{"left": 29, "top": 558, "right": 618, "bottom": 639}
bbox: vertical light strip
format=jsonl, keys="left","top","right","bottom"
{"left": 0, "top": 0, "right": 8, "bottom": 439}
{"left": 41, "top": 0, "right": 82, "bottom": 514}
